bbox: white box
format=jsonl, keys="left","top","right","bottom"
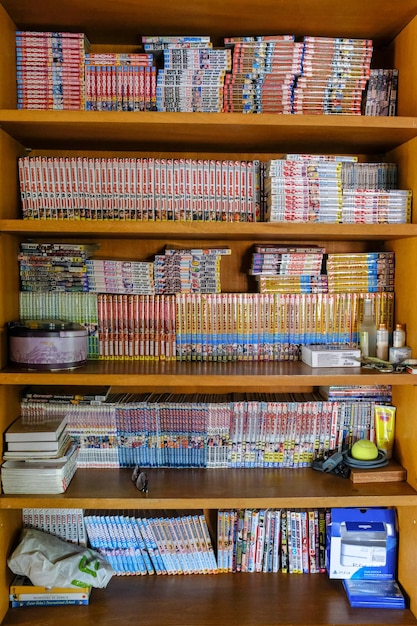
{"left": 301, "top": 345, "right": 361, "bottom": 368}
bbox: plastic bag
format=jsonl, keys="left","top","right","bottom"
{"left": 8, "top": 528, "right": 114, "bottom": 589}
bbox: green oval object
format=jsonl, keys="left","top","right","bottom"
{"left": 351, "top": 439, "right": 379, "bottom": 461}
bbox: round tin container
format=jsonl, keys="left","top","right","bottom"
{"left": 8, "top": 319, "right": 88, "bottom": 370}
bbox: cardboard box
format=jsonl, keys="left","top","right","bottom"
{"left": 301, "top": 345, "right": 361, "bottom": 368}
{"left": 326, "top": 508, "right": 397, "bottom": 580}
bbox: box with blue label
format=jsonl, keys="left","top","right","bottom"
{"left": 326, "top": 508, "right": 397, "bottom": 580}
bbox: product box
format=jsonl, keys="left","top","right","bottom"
{"left": 342, "top": 579, "right": 406, "bottom": 609}
{"left": 301, "top": 345, "right": 361, "bottom": 368}
{"left": 326, "top": 508, "right": 397, "bottom": 580}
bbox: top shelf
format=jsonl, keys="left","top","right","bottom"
{"left": 2, "top": 0, "right": 417, "bottom": 44}
{"left": 2, "top": 111, "right": 417, "bottom": 153}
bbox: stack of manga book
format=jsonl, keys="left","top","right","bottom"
{"left": 326, "top": 252, "right": 395, "bottom": 293}
{"left": 18, "top": 242, "right": 98, "bottom": 292}
{"left": 83, "top": 511, "right": 218, "bottom": 575}
{"left": 86, "top": 259, "right": 155, "bottom": 294}
{"left": 16, "top": 31, "right": 89, "bottom": 110}
{"left": 223, "top": 36, "right": 304, "bottom": 113}
{"left": 84, "top": 52, "right": 157, "bottom": 112}
{"left": 264, "top": 154, "right": 411, "bottom": 224}
{"left": 293, "top": 36, "right": 373, "bottom": 115}
{"left": 217, "top": 508, "right": 330, "bottom": 574}
{"left": 250, "top": 243, "right": 328, "bottom": 294}
{"left": 145, "top": 35, "right": 229, "bottom": 112}
{"left": 154, "top": 248, "right": 230, "bottom": 294}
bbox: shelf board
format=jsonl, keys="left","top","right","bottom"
{"left": 2, "top": 574, "right": 417, "bottom": 626}
{"left": 2, "top": 0, "right": 417, "bottom": 44}
{"left": 2, "top": 467, "right": 417, "bottom": 509}
{"left": 2, "top": 220, "right": 417, "bottom": 241}
{"left": 0, "top": 361, "right": 414, "bottom": 389}
{"left": 1, "top": 111, "right": 417, "bottom": 153}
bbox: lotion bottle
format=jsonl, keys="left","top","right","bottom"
{"left": 359, "top": 298, "right": 376, "bottom": 358}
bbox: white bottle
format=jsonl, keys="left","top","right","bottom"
{"left": 376, "top": 322, "right": 389, "bottom": 360}
{"left": 393, "top": 323, "right": 406, "bottom": 348}
{"left": 360, "top": 298, "right": 376, "bottom": 358}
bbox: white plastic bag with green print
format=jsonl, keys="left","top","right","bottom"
{"left": 8, "top": 528, "right": 114, "bottom": 588}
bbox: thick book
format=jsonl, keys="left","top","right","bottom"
{"left": 21, "top": 385, "right": 111, "bottom": 403}
{"left": 6, "top": 430, "right": 71, "bottom": 452}
{"left": 10, "top": 574, "right": 91, "bottom": 597}
{"left": 5, "top": 415, "right": 67, "bottom": 443}
{"left": 3, "top": 435, "right": 72, "bottom": 460}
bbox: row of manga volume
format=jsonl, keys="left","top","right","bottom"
{"left": 18, "top": 156, "right": 261, "bottom": 221}
{"left": 217, "top": 508, "right": 330, "bottom": 574}
{"left": 18, "top": 154, "right": 411, "bottom": 224}
{"left": 19, "top": 391, "right": 391, "bottom": 469}
{"left": 83, "top": 510, "right": 218, "bottom": 576}
{"left": 17, "top": 31, "right": 398, "bottom": 116}
{"left": 19, "top": 291, "right": 394, "bottom": 362}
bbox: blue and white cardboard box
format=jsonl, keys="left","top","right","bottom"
{"left": 326, "top": 508, "right": 397, "bottom": 579}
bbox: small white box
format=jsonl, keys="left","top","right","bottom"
{"left": 301, "top": 345, "right": 361, "bottom": 368}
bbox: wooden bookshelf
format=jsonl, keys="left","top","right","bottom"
{"left": 1, "top": 1, "right": 417, "bottom": 625}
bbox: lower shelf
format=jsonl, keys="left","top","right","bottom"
{"left": 2, "top": 574, "right": 417, "bottom": 626}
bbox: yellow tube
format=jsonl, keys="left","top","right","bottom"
{"left": 374, "top": 405, "right": 396, "bottom": 459}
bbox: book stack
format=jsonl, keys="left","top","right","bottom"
{"left": 340, "top": 189, "right": 412, "bottom": 224}
{"left": 250, "top": 244, "right": 328, "bottom": 294}
{"left": 217, "top": 508, "right": 330, "bottom": 574}
{"left": 18, "top": 242, "right": 98, "bottom": 292}
{"left": 223, "top": 36, "right": 304, "bottom": 113}
{"left": 86, "top": 259, "right": 155, "bottom": 294}
{"left": 264, "top": 154, "right": 347, "bottom": 222}
{"left": 318, "top": 385, "right": 392, "bottom": 403}
{"left": 325, "top": 252, "right": 395, "bottom": 293}
{"left": 293, "top": 36, "right": 373, "bottom": 115}
{"left": 364, "top": 68, "right": 399, "bottom": 116}
{"left": 16, "top": 31, "right": 89, "bottom": 111}
{"left": 264, "top": 154, "right": 411, "bottom": 224}
{"left": 83, "top": 511, "right": 218, "bottom": 575}
{"left": 148, "top": 36, "right": 229, "bottom": 112}
{"left": 154, "top": 247, "right": 231, "bottom": 294}
{"left": 20, "top": 391, "right": 119, "bottom": 469}
{"left": 1, "top": 415, "right": 79, "bottom": 494}
{"left": 10, "top": 575, "right": 91, "bottom": 608}
{"left": 84, "top": 52, "right": 157, "bottom": 111}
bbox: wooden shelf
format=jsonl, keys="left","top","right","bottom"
{"left": 2, "top": 0, "right": 416, "bottom": 44}
{"left": 0, "top": 361, "right": 414, "bottom": 389}
{"left": 2, "top": 220, "right": 417, "bottom": 241}
{"left": 2, "top": 574, "right": 417, "bottom": 626}
{"left": 1, "top": 111, "right": 417, "bottom": 153}
{"left": 2, "top": 467, "right": 417, "bottom": 510}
